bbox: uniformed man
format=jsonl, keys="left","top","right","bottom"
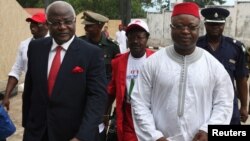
{"left": 79, "top": 10, "right": 120, "bottom": 141}
{"left": 197, "top": 7, "right": 249, "bottom": 124}
{"left": 79, "top": 11, "right": 120, "bottom": 82}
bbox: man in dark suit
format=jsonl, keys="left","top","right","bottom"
{"left": 79, "top": 11, "right": 120, "bottom": 141}
{"left": 22, "top": 1, "right": 107, "bottom": 141}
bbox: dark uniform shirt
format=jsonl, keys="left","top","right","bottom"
{"left": 197, "top": 35, "right": 249, "bottom": 124}
{"left": 79, "top": 34, "right": 120, "bottom": 81}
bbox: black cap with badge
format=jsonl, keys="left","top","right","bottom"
{"left": 201, "top": 7, "right": 230, "bottom": 23}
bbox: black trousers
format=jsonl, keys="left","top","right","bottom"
{"left": 26, "top": 128, "right": 104, "bottom": 141}
{"left": 98, "top": 129, "right": 107, "bottom": 141}
{"left": 41, "top": 129, "right": 48, "bottom": 141}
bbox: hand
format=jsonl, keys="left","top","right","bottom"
{"left": 103, "top": 115, "right": 110, "bottom": 130}
{"left": 2, "top": 96, "right": 10, "bottom": 111}
{"left": 240, "top": 106, "right": 249, "bottom": 122}
{"left": 103, "top": 115, "right": 110, "bottom": 126}
{"left": 192, "top": 130, "right": 207, "bottom": 141}
{"left": 70, "top": 137, "right": 80, "bottom": 141}
{"left": 156, "top": 137, "right": 168, "bottom": 141}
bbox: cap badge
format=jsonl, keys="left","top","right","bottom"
{"left": 214, "top": 12, "right": 218, "bottom": 18}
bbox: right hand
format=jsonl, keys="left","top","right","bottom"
{"left": 192, "top": 130, "right": 208, "bottom": 141}
{"left": 156, "top": 137, "right": 168, "bottom": 141}
{"left": 2, "top": 95, "right": 10, "bottom": 111}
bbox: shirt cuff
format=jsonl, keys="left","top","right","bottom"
{"left": 8, "top": 72, "right": 19, "bottom": 80}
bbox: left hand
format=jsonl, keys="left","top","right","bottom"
{"left": 192, "top": 130, "right": 208, "bottom": 141}
{"left": 70, "top": 137, "right": 80, "bottom": 141}
{"left": 103, "top": 115, "right": 110, "bottom": 129}
{"left": 240, "top": 106, "right": 249, "bottom": 123}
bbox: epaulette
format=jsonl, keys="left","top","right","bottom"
{"left": 225, "top": 37, "right": 246, "bottom": 53}
{"left": 107, "top": 37, "right": 119, "bottom": 46}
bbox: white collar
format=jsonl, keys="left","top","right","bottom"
{"left": 51, "top": 35, "right": 75, "bottom": 51}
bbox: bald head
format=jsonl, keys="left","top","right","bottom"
{"left": 45, "top": 1, "right": 76, "bottom": 45}
{"left": 46, "top": 1, "right": 76, "bottom": 18}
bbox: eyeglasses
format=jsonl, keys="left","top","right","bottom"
{"left": 47, "top": 18, "right": 75, "bottom": 27}
{"left": 170, "top": 24, "right": 200, "bottom": 31}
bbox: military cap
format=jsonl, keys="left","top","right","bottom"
{"left": 201, "top": 7, "right": 230, "bottom": 23}
{"left": 81, "top": 11, "right": 109, "bottom": 25}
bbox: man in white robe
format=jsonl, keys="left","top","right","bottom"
{"left": 131, "top": 2, "right": 234, "bottom": 141}
{"left": 116, "top": 24, "right": 127, "bottom": 53}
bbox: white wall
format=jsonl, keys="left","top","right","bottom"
{"left": 147, "top": 2, "right": 250, "bottom": 48}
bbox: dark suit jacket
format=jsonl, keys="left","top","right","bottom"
{"left": 22, "top": 37, "right": 107, "bottom": 141}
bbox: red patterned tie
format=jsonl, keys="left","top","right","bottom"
{"left": 48, "top": 46, "right": 62, "bottom": 96}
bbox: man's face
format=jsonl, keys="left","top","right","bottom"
{"left": 30, "top": 21, "right": 48, "bottom": 39}
{"left": 47, "top": 6, "right": 76, "bottom": 45}
{"left": 171, "top": 14, "right": 200, "bottom": 53}
{"left": 118, "top": 25, "right": 123, "bottom": 31}
{"left": 205, "top": 22, "right": 225, "bottom": 38}
{"left": 84, "top": 24, "right": 102, "bottom": 38}
{"left": 127, "top": 30, "right": 148, "bottom": 58}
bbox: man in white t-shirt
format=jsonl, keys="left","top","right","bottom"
{"left": 115, "top": 24, "right": 127, "bottom": 53}
{"left": 2, "top": 12, "right": 49, "bottom": 110}
{"left": 106, "top": 19, "right": 154, "bottom": 141}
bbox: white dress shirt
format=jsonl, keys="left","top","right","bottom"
{"left": 131, "top": 46, "right": 234, "bottom": 141}
{"left": 47, "top": 36, "right": 75, "bottom": 77}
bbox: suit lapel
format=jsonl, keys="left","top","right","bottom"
{"left": 40, "top": 38, "right": 53, "bottom": 101}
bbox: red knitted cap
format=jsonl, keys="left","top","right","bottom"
{"left": 172, "top": 2, "right": 200, "bottom": 19}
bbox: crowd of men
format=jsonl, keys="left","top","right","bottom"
{"left": 1, "top": 1, "right": 249, "bottom": 141}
